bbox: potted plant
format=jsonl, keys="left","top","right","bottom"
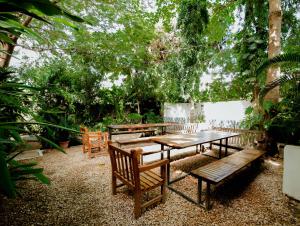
{"left": 55, "top": 114, "right": 76, "bottom": 149}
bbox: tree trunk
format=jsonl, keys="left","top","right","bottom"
{"left": 137, "top": 100, "right": 140, "bottom": 115}
{"left": 252, "top": 83, "right": 261, "bottom": 113}
{"left": 265, "top": 0, "right": 282, "bottom": 102}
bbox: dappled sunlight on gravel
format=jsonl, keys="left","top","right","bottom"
{"left": 0, "top": 145, "right": 297, "bottom": 225}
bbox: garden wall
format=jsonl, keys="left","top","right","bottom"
{"left": 164, "top": 100, "right": 251, "bottom": 128}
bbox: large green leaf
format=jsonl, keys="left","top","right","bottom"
{"left": 9, "top": 160, "right": 50, "bottom": 184}
{"left": 0, "top": 150, "right": 16, "bottom": 198}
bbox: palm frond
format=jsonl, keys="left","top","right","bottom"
{"left": 256, "top": 53, "right": 300, "bottom": 75}
{"left": 259, "top": 74, "right": 300, "bottom": 102}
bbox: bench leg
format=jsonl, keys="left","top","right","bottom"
{"left": 108, "top": 128, "right": 112, "bottom": 140}
{"left": 219, "top": 139, "right": 222, "bottom": 159}
{"left": 167, "top": 148, "right": 171, "bottom": 184}
{"left": 205, "top": 182, "right": 211, "bottom": 210}
{"left": 197, "top": 178, "right": 202, "bottom": 203}
{"left": 225, "top": 138, "right": 228, "bottom": 156}
{"left": 196, "top": 144, "right": 201, "bottom": 154}
{"left": 160, "top": 144, "right": 164, "bottom": 181}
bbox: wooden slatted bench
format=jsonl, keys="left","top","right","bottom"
{"left": 116, "top": 136, "right": 156, "bottom": 146}
{"left": 170, "top": 149, "right": 266, "bottom": 210}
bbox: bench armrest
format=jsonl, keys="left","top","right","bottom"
{"left": 139, "top": 159, "right": 169, "bottom": 172}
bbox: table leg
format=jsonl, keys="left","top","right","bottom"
{"left": 167, "top": 148, "right": 171, "bottom": 184}
{"left": 225, "top": 138, "right": 228, "bottom": 156}
{"left": 160, "top": 144, "right": 164, "bottom": 160}
{"left": 219, "top": 139, "right": 222, "bottom": 159}
{"left": 198, "top": 178, "right": 202, "bottom": 203}
{"left": 162, "top": 126, "right": 165, "bottom": 135}
{"left": 205, "top": 182, "right": 211, "bottom": 210}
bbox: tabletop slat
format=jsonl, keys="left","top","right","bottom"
{"left": 152, "top": 131, "right": 240, "bottom": 149}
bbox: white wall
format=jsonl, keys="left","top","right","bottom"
{"left": 164, "top": 100, "right": 251, "bottom": 125}
{"left": 202, "top": 100, "right": 250, "bottom": 123}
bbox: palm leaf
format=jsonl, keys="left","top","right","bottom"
{"left": 257, "top": 53, "right": 300, "bottom": 102}
{"left": 35, "top": 135, "right": 65, "bottom": 153}
{"left": 256, "top": 53, "right": 300, "bottom": 75}
{"left": 0, "top": 121, "right": 79, "bottom": 133}
{"left": 259, "top": 74, "right": 300, "bottom": 101}
{"left": 0, "top": 150, "right": 16, "bottom": 198}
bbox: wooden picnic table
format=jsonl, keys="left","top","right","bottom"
{"left": 151, "top": 130, "right": 240, "bottom": 184}
{"left": 107, "top": 122, "right": 177, "bottom": 140}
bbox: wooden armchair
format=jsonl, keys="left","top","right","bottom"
{"left": 81, "top": 127, "right": 108, "bottom": 158}
{"left": 108, "top": 142, "right": 169, "bottom": 219}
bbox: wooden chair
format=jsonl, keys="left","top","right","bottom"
{"left": 81, "top": 127, "right": 108, "bottom": 158}
{"left": 108, "top": 142, "right": 169, "bottom": 219}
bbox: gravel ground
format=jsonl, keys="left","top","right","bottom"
{"left": 0, "top": 145, "right": 298, "bottom": 226}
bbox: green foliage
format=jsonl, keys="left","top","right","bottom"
{"left": 0, "top": 69, "right": 66, "bottom": 198}
{"left": 240, "top": 106, "right": 264, "bottom": 130}
{"left": 255, "top": 53, "right": 300, "bottom": 76}
{"left": 177, "top": 0, "right": 209, "bottom": 46}
{"left": 267, "top": 91, "right": 300, "bottom": 144}
{"left": 126, "top": 113, "right": 143, "bottom": 124}
{"left": 0, "top": 0, "right": 84, "bottom": 49}
{"left": 143, "top": 111, "right": 163, "bottom": 123}
{"left": 22, "top": 61, "right": 80, "bottom": 147}
{"left": 0, "top": 0, "right": 83, "bottom": 198}
{"left": 242, "top": 52, "right": 300, "bottom": 144}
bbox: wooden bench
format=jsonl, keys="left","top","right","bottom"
{"left": 170, "top": 149, "right": 265, "bottom": 210}
{"left": 116, "top": 136, "right": 156, "bottom": 146}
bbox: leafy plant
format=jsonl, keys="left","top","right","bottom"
{"left": 0, "top": 0, "right": 83, "bottom": 198}
{"left": 126, "top": 113, "right": 143, "bottom": 124}
{"left": 0, "top": 73, "right": 76, "bottom": 197}
{"left": 143, "top": 111, "right": 163, "bottom": 123}
{"left": 242, "top": 53, "right": 300, "bottom": 145}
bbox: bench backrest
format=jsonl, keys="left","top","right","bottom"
{"left": 81, "top": 127, "right": 108, "bottom": 149}
{"left": 213, "top": 127, "right": 264, "bottom": 147}
{"left": 166, "top": 123, "right": 210, "bottom": 134}
{"left": 108, "top": 142, "right": 142, "bottom": 189}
